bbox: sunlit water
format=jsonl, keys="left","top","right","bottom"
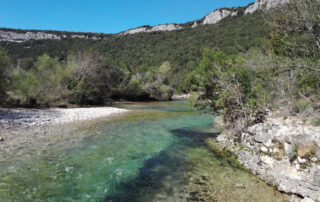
{"left": 0, "top": 101, "right": 287, "bottom": 201}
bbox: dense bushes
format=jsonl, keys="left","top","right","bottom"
{"left": 0, "top": 48, "right": 10, "bottom": 103}
{"left": 11, "top": 54, "right": 71, "bottom": 105}
{"left": 191, "top": 48, "right": 319, "bottom": 125}
{"left": 2, "top": 50, "right": 175, "bottom": 106}
{"left": 0, "top": 11, "right": 267, "bottom": 91}
{"left": 114, "top": 61, "right": 174, "bottom": 101}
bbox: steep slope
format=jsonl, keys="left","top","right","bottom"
{"left": 0, "top": 11, "right": 267, "bottom": 89}
{"left": 0, "top": 0, "right": 285, "bottom": 91}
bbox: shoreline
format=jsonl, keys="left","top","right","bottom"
{"left": 0, "top": 107, "right": 129, "bottom": 162}
{"left": 0, "top": 107, "right": 129, "bottom": 130}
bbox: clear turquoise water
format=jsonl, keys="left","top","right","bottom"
{"left": 0, "top": 101, "right": 287, "bottom": 201}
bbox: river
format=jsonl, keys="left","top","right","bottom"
{"left": 0, "top": 100, "right": 287, "bottom": 201}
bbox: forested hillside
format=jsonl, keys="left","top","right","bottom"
{"left": 0, "top": 9, "right": 267, "bottom": 106}
{"left": 1, "top": 0, "right": 318, "bottom": 111}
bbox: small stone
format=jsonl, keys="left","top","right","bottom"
{"left": 311, "top": 157, "right": 318, "bottom": 162}
{"left": 264, "top": 139, "right": 272, "bottom": 147}
{"left": 297, "top": 157, "right": 307, "bottom": 164}
{"left": 254, "top": 132, "right": 270, "bottom": 144}
{"left": 261, "top": 146, "right": 268, "bottom": 153}
{"left": 301, "top": 197, "right": 315, "bottom": 202}
{"left": 0, "top": 137, "right": 4, "bottom": 141}
{"left": 41, "top": 131, "right": 46, "bottom": 134}
{"left": 235, "top": 183, "right": 246, "bottom": 188}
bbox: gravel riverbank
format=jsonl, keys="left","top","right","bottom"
{"left": 0, "top": 107, "right": 129, "bottom": 162}
{"left": 0, "top": 107, "right": 129, "bottom": 130}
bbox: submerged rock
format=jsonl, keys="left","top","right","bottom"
{"left": 235, "top": 183, "right": 246, "bottom": 188}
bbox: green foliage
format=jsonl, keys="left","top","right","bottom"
{"left": 296, "top": 67, "right": 320, "bottom": 97}
{"left": 122, "top": 62, "right": 174, "bottom": 101}
{"left": 0, "top": 47, "right": 10, "bottom": 103}
{"left": 1, "top": 11, "right": 267, "bottom": 91}
{"left": 268, "top": 0, "right": 320, "bottom": 58}
{"left": 71, "top": 76, "right": 105, "bottom": 105}
{"left": 189, "top": 49, "right": 261, "bottom": 122}
{"left": 192, "top": 46, "right": 319, "bottom": 123}
{"left": 11, "top": 54, "right": 70, "bottom": 105}
{"left": 311, "top": 117, "right": 320, "bottom": 126}
{"left": 11, "top": 68, "right": 37, "bottom": 104}
{"left": 293, "top": 99, "right": 312, "bottom": 114}
{"left": 67, "top": 50, "right": 126, "bottom": 105}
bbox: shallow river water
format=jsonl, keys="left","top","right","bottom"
{"left": 0, "top": 101, "right": 287, "bottom": 201}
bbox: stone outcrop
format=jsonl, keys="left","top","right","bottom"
{"left": 0, "top": 0, "right": 290, "bottom": 41}
{"left": 244, "top": 0, "right": 290, "bottom": 14}
{"left": 0, "top": 30, "right": 102, "bottom": 42}
{"left": 122, "top": 24, "right": 182, "bottom": 35}
{"left": 216, "top": 115, "right": 320, "bottom": 201}
{"left": 203, "top": 9, "right": 233, "bottom": 25}
{"left": 0, "top": 31, "right": 61, "bottom": 42}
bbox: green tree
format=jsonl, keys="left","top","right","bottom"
{"left": 269, "top": 0, "right": 320, "bottom": 57}
{"left": 11, "top": 54, "right": 68, "bottom": 105}
{"left": 0, "top": 47, "right": 10, "bottom": 104}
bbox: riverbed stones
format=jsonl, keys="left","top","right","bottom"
{"left": 254, "top": 131, "right": 271, "bottom": 144}
{"left": 297, "top": 157, "right": 307, "bottom": 164}
{"left": 311, "top": 157, "right": 318, "bottom": 162}
{"left": 261, "top": 146, "right": 268, "bottom": 153}
{"left": 235, "top": 183, "right": 246, "bottom": 188}
{"left": 301, "top": 197, "right": 315, "bottom": 202}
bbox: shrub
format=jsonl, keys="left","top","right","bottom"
{"left": 11, "top": 54, "right": 67, "bottom": 105}
{"left": 0, "top": 47, "right": 10, "bottom": 104}
{"left": 293, "top": 99, "right": 312, "bottom": 114}
{"left": 311, "top": 117, "right": 320, "bottom": 126}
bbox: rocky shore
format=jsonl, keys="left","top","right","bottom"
{"left": 215, "top": 114, "right": 320, "bottom": 201}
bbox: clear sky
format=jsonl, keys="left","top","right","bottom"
{"left": 0, "top": 0, "right": 254, "bottom": 34}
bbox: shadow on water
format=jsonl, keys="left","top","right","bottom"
{"left": 104, "top": 128, "right": 219, "bottom": 202}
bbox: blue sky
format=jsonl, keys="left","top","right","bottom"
{"left": 0, "top": 0, "right": 254, "bottom": 34}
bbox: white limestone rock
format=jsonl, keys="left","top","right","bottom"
{"left": 245, "top": 0, "right": 290, "bottom": 15}
{"left": 261, "top": 146, "right": 269, "bottom": 153}
{"left": 122, "top": 24, "right": 181, "bottom": 35}
{"left": 203, "top": 9, "right": 232, "bottom": 25}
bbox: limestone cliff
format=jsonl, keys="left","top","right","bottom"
{"left": 202, "top": 9, "right": 233, "bottom": 25}
{"left": 121, "top": 24, "right": 182, "bottom": 35}
{"left": 0, "top": 30, "right": 102, "bottom": 43}
{"left": 0, "top": 0, "right": 290, "bottom": 42}
{"left": 244, "top": 0, "right": 290, "bottom": 14}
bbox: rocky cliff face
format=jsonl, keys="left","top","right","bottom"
{"left": 122, "top": 24, "right": 182, "bottom": 35}
{"left": 0, "top": 0, "right": 289, "bottom": 41}
{"left": 202, "top": 9, "right": 233, "bottom": 25}
{"left": 0, "top": 31, "right": 61, "bottom": 42}
{"left": 244, "top": 0, "right": 290, "bottom": 14}
{"left": 0, "top": 30, "right": 102, "bottom": 42}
